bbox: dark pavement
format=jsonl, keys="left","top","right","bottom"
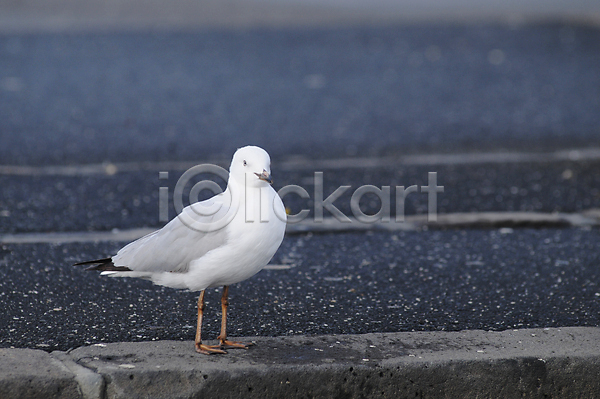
{"left": 1, "top": 24, "right": 599, "bottom": 167}
{"left": 2, "top": 228, "right": 599, "bottom": 352}
{"left": 2, "top": 159, "right": 600, "bottom": 234}
{"left": 1, "top": 21, "right": 600, "bottom": 355}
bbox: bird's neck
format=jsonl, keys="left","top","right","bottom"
{"left": 227, "top": 176, "right": 270, "bottom": 193}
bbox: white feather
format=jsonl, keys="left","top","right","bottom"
{"left": 100, "top": 146, "right": 287, "bottom": 292}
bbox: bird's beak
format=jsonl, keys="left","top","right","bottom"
{"left": 255, "top": 169, "right": 273, "bottom": 184}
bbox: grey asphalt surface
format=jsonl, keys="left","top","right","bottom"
{"left": 2, "top": 227, "right": 600, "bottom": 352}
{"left": 1, "top": 24, "right": 599, "bottom": 166}
{"left": 1, "top": 18, "right": 600, "bottom": 363}
{"left": 2, "top": 159, "right": 600, "bottom": 234}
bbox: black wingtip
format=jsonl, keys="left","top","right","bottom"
{"left": 73, "top": 257, "right": 113, "bottom": 266}
{"left": 73, "top": 257, "right": 132, "bottom": 272}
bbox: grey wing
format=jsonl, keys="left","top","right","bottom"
{"left": 112, "top": 195, "right": 230, "bottom": 273}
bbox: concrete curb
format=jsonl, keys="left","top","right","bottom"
{"left": 1, "top": 327, "right": 599, "bottom": 398}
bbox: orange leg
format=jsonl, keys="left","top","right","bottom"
{"left": 195, "top": 290, "right": 226, "bottom": 355}
{"left": 217, "top": 285, "right": 254, "bottom": 349}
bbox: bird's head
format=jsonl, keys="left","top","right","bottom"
{"left": 229, "top": 146, "right": 273, "bottom": 187}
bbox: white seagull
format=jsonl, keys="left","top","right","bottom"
{"left": 75, "top": 146, "right": 287, "bottom": 354}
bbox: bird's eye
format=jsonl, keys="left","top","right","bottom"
{"left": 243, "top": 160, "right": 247, "bottom": 166}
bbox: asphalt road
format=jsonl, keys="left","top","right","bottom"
{"left": 2, "top": 227, "right": 599, "bottom": 352}
{"left": 1, "top": 24, "right": 599, "bottom": 166}
{"left": 2, "top": 159, "right": 600, "bottom": 234}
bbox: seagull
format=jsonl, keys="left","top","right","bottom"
{"left": 74, "top": 146, "right": 287, "bottom": 354}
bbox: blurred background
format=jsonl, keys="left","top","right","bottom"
{"left": 1, "top": 0, "right": 599, "bottom": 166}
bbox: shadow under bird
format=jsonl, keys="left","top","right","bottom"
{"left": 74, "top": 146, "right": 287, "bottom": 354}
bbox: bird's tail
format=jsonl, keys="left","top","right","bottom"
{"left": 73, "top": 257, "right": 132, "bottom": 272}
